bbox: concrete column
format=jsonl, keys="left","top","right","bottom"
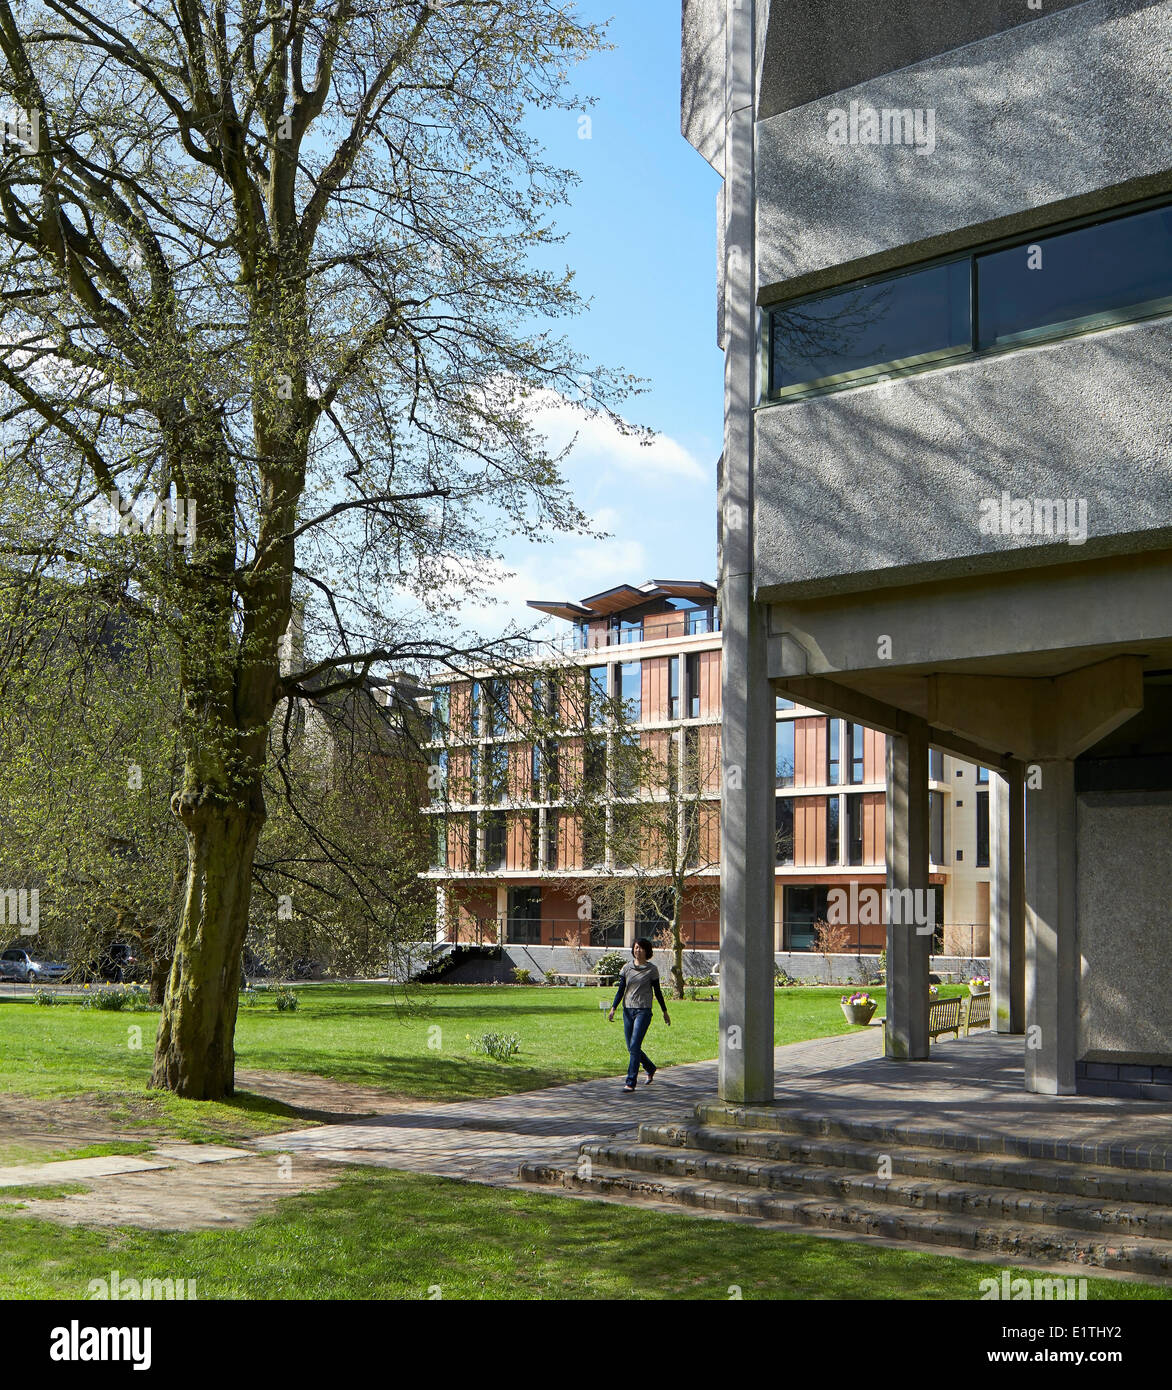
{"left": 623, "top": 882, "right": 635, "bottom": 948}
{"left": 496, "top": 883, "right": 508, "bottom": 945}
{"left": 991, "top": 761, "right": 1026, "bottom": 1033}
{"left": 717, "top": 0, "right": 773, "bottom": 1103}
{"left": 1025, "top": 759, "right": 1078, "bottom": 1094}
{"left": 774, "top": 879, "right": 783, "bottom": 952}
{"left": 884, "top": 721, "right": 931, "bottom": 1059}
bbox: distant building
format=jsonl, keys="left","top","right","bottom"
{"left": 422, "top": 580, "right": 992, "bottom": 958}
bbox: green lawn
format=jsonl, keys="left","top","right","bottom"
{"left": 2, "top": 1166, "right": 1165, "bottom": 1301}
{"left": 0, "top": 981, "right": 898, "bottom": 1139}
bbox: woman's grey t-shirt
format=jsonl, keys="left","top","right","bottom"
{"left": 619, "top": 961, "right": 660, "bottom": 1009}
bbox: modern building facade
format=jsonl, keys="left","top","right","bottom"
{"left": 422, "top": 580, "right": 993, "bottom": 961}
{"left": 684, "top": 0, "right": 1172, "bottom": 1098}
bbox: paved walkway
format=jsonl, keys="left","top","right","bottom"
{"left": 254, "top": 1031, "right": 884, "bottom": 1184}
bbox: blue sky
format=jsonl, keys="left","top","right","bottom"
{"left": 466, "top": 1, "right": 724, "bottom": 637}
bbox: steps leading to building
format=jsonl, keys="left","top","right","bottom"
{"left": 518, "top": 1103, "right": 1172, "bottom": 1280}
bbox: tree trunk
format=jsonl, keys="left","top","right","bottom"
{"left": 669, "top": 903, "right": 686, "bottom": 1000}
{"left": 150, "top": 793, "right": 264, "bottom": 1099}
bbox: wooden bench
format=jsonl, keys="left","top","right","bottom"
{"left": 881, "top": 992, "right": 992, "bottom": 1048}
{"left": 548, "top": 972, "right": 612, "bottom": 985}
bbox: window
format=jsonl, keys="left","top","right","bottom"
{"left": 572, "top": 622, "right": 588, "bottom": 651}
{"left": 828, "top": 719, "right": 840, "bottom": 785}
{"left": 784, "top": 886, "right": 832, "bottom": 952}
{"left": 486, "top": 744, "right": 509, "bottom": 803}
{"left": 848, "top": 723, "right": 865, "bottom": 783}
{"left": 507, "top": 886, "right": 541, "bottom": 945}
{"left": 684, "top": 801, "right": 701, "bottom": 868}
{"left": 432, "top": 819, "right": 447, "bottom": 869}
{"left": 586, "top": 665, "right": 608, "bottom": 727}
{"left": 431, "top": 750, "right": 448, "bottom": 804}
{"left": 667, "top": 656, "right": 680, "bottom": 719}
{"left": 528, "top": 811, "right": 540, "bottom": 871}
{"left": 775, "top": 797, "right": 794, "bottom": 866}
{"left": 610, "top": 615, "right": 643, "bottom": 644}
{"left": 771, "top": 259, "right": 971, "bottom": 398}
{"left": 531, "top": 742, "right": 541, "bottom": 792}
{"left": 684, "top": 727, "right": 700, "bottom": 793}
{"left": 826, "top": 795, "right": 840, "bottom": 867}
{"left": 431, "top": 686, "right": 450, "bottom": 740}
{"left": 545, "top": 812, "right": 559, "bottom": 870}
{"left": 776, "top": 695, "right": 794, "bottom": 711}
{"left": 930, "top": 792, "right": 944, "bottom": 866}
{"left": 483, "top": 678, "right": 507, "bottom": 737}
{"left": 977, "top": 203, "right": 1172, "bottom": 351}
{"left": 767, "top": 199, "right": 1172, "bottom": 401}
{"left": 686, "top": 607, "right": 717, "bottom": 636}
{"left": 976, "top": 789, "right": 990, "bottom": 868}
{"left": 776, "top": 720, "right": 795, "bottom": 788}
{"left": 976, "top": 765, "right": 990, "bottom": 784}
{"left": 543, "top": 740, "right": 559, "bottom": 797}
{"left": 469, "top": 681, "right": 481, "bottom": 737}
{"left": 929, "top": 748, "right": 944, "bottom": 781}
{"left": 468, "top": 746, "right": 480, "bottom": 802}
{"left": 482, "top": 812, "right": 506, "bottom": 871}
{"left": 584, "top": 737, "right": 606, "bottom": 796}
{"left": 619, "top": 661, "right": 641, "bottom": 721}
{"left": 685, "top": 652, "right": 701, "bottom": 718}
{"left": 846, "top": 793, "right": 864, "bottom": 867}
{"left": 582, "top": 807, "right": 607, "bottom": 868}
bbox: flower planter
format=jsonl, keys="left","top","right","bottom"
{"left": 969, "top": 983, "right": 990, "bottom": 997}
{"left": 840, "top": 1001, "right": 876, "bottom": 1026}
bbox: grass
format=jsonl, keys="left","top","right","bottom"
{"left": 2, "top": 1166, "right": 1166, "bottom": 1301}
{"left": 0, "top": 980, "right": 892, "bottom": 1126}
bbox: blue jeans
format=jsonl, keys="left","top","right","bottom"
{"left": 622, "top": 1007, "right": 654, "bottom": 1086}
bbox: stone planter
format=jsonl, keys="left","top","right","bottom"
{"left": 969, "top": 983, "right": 990, "bottom": 997}
{"left": 840, "top": 1001, "right": 876, "bottom": 1026}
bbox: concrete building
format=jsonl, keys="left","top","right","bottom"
{"left": 683, "top": 0, "right": 1172, "bottom": 1099}
{"left": 422, "top": 580, "right": 993, "bottom": 973}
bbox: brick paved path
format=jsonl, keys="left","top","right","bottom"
{"left": 254, "top": 1030, "right": 884, "bottom": 1184}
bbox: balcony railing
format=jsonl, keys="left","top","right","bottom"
{"left": 529, "top": 608, "right": 721, "bottom": 657}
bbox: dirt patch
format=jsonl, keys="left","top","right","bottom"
{"left": 2, "top": 1153, "right": 344, "bottom": 1230}
{"left": 234, "top": 1069, "right": 416, "bottom": 1121}
{"left": 0, "top": 1095, "right": 171, "bottom": 1165}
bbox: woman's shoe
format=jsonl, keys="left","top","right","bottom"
{"left": 623, "top": 1084, "right": 636, "bottom": 1092}
{"left": 645, "top": 1066, "right": 657, "bottom": 1085}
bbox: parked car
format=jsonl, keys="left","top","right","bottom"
{"left": 0, "top": 946, "right": 70, "bottom": 984}
{"left": 98, "top": 941, "right": 146, "bottom": 984}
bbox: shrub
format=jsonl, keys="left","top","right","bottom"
{"left": 774, "top": 965, "right": 797, "bottom": 987}
{"left": 274, "top": 985, "right": 299, "bottom": 1012}
{"left": 32, "top": 989, "right": 59, "bottom": 1006}
{"left": 593, "top": 950, "right": 626, "bottom": 981}
{"left": 511, "top": 967, "right": 532, "bottom": 985}
{"left": 472, "top": 1031, "right": 520, "bottom": 1062}
{"left": 543, "top": 970, "right": 565, "bottom": 986}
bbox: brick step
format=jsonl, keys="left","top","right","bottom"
{"left": 696, "top": 1102, "right": 1172, "bottom": 1174}
{"left": 639, "top": 1122, "right": 1172, "bottom": 1206}
{"left": 517, "top": 1159, "right": 1172, "bottom": 1277}
{"left": 578, "top": 1138, "right": 1172, "bottom": 1243}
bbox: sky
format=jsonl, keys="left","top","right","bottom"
{"left": 461, "top": 1, "right": 724, "bottom": 640}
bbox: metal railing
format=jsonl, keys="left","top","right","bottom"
{"left": 529, "top": 609, "right": 721, "bottom": 657}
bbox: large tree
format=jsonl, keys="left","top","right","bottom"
{"left": 0, "top": 0, "right": 633, "bottom": 1097}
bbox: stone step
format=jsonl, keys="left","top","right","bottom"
{"left": 578, "top": 1138, "right": 1172, "bottom": 1243}
{"left": 517, "top": 1159, "right": 1172, "bottom": 1278}
{"left": 696, "top": 1102, "right": 1172, "bottom": 1173}
{"left": 639, "top": 1122, "right": 1172, "bottom": 1206}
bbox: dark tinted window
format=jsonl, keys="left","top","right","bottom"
{"left": 977, "top": 205, "right": 1172, "bottom": 350}
{"left": 771, "top": 260, "right": 970, "bottom": 396}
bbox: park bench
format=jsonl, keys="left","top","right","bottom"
{"left": 881, "top": 991, "right": 992, "bottom": 1049}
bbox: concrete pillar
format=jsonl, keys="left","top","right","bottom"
{"left": 623, "top": 882, "right": 635, "bottom": 948}
{"left": 884, "top": 721, "right": 931, "bottom": 1059}
{"left": 496, "top": 883, "right": 508, "bottom": 945}
{"left": 1025, "top": 759, "right": 1078, "bottom": 1094}
{"left": 991, "top": 761, "right": 1026, "bottom": 1033}
{"left": 717, "top": 0, "right": 773, "bottom": 1103}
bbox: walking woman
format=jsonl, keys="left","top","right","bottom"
{"left": 607, "top": 938, "right": 671, "bottom": 1092}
